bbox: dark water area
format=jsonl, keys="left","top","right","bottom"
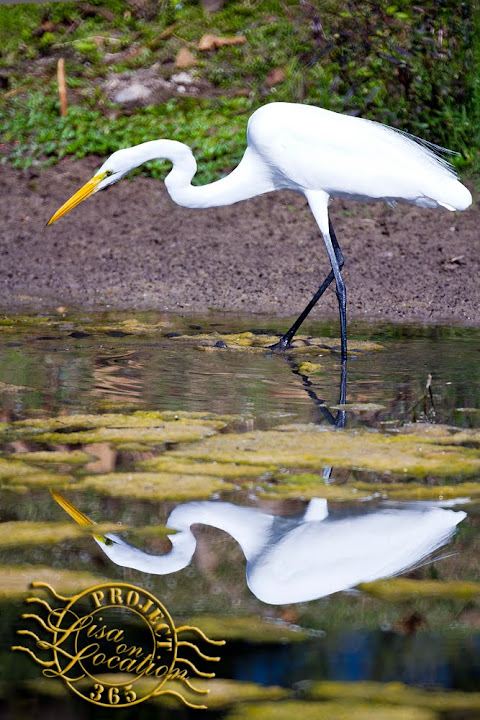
{"left": 0, "top": 313, "right": 479, "bottom": 719}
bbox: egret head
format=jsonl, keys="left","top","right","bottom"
{"left": 47, "top": 148, "right": 132, "bottom": 226}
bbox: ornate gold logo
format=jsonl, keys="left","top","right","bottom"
{"left": 12, "top": 581, "right": 225, "bottom": 709}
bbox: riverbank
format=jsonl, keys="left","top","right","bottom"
{"left": 2, "top": 158, "right": 478, "bottom": 327}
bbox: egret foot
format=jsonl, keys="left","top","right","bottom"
{"left": 268, "top": 336, "right": 294, "bottom": 351}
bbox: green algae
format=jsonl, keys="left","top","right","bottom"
{"left": 79, "top": 471, "right": 234, "bottom": 500}
{"left": 0, "top": 315, "right": 168, "bottom": 336}
{"left": 170, "top": 425, "right": 480, "bottom": 478}
{"left": 0, "top": 565, "right": 103, "bottom": 599}
{"left": 78, "top": 318, "right": 168, "bottom": 335}
{"left": 255, "top": 474, "right": 480, "bottom": 501}
{"left": 0, "top": 457, "right": 70, "bottom": 488}
{"left": 138, "top": 456, "right": 274, "bottom": 478}
{"left": 9, "top": 450, "right": 93, "bottom": 466}
{"left": 125, "top": 524, "right": 176, "bottom": 540}
{"left": 6, "top": 411, "right": 242, "bottom": 447}
{"left": 69, "top": 674, "right": 289, "bottom": 709}
{"left": 226, "top": 700, "right": 436, "bottom": 720}
{"left": 297, "top": 361, "right": 323, "bottom": 375}
{"left": 170, "top": 332, "right": 384, "bottom": 355}
{"left": 306, "top": 681, "right": 480, "bottom": 712}
{"left": 256, "top": 474, "right": 373, "bottom": 500}
{"left": 14, "top": 410, "right": 233, "bottom": 432}
{"left": 184, "top": 615, "right": 310, "bottom": 643}
{"left": 357, "top": 578, "right": 480, "bottom": 601}
{"left": 0, "top": 521, "right": 125, "bottom": 548}
{"left": 33, "top": 424, "right": 224, "bottom": 447}
{"left": 160, "top": 679, "right": 289, "bottom": 709}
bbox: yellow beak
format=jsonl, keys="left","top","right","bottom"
{"left": 51, "top": 489, "right": 109, "bottom": 544}
{"left": 47, "top": 172, "right": 106, "bottom": 226}
{"left": 51, "top": 489, "right": 95, "bottom": 526}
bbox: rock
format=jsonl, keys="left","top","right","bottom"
{"left": 171, "top": 71, "right": 195, "bottom": 85}
{"left": 113, "top": 82, "right": 152, "bottom": 104}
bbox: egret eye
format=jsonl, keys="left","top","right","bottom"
{"left": 104, "top": 537, "right": 114, "bottom": 546}
{"left": 105, "top": 170, "right": 114, "bottom": 177}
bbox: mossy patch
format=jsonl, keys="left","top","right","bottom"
{"left": 6, "top": 411, "right": 244, "bottom": 448}
{"left": 125, "top": 524, "right": 176, "bottom": 540}
{"left": 256, "top": 474, "right": 373, "bottom": 500}
{"left": 170, "top": 332, "right": 384, "bottom": 355}
{"left": 170, "top": 425, "right": 480, "bottom": 478}
{"left": 138, "top": 456, "right": 274, "bottom": 478}
{"left": 0, "top": 565, "right": 103, "bottom": 598}
{"left": 357, "top": 578, "right": 480, "bottom": 601}
{"left": 9, "top": 450, "right": 93, "bottom": 466}
{"left": 33, "top": 424, "right": 224, "bottom": 447}
{"left": 0, "top": 457, "right": 70, "bottom": 487}
{"left": 184, "top": 615, "right": 310, "bottom": 643}
{"left": 79, "top": 472, "right": 233, "bottom": 500}
{"left": 78, "top": 318, "right": 168, "bottom": 335}
{"left": 297, "top": 362, "right": 323, "bottom": 375}
{"left": 0, "top": 521, "right": 124, "bottom": 548}
{"left": 14, "top": 410, "right": 232, "bottom": 432}
{"left": 164, "top": 679, "right": 290, "bottom": 709}
{"left": 306, "top": 681, "right": 480, "bottom": 712}
{"left": 8, "top": 412, "right": 232, "bottom": 447}
{"left": 226, "top": 700, "right": 436, "bottom": 720}
{"left": 72, "top": 674, "right": 289, "bottom": 709}
{"left": 255, "top": 474, "right": 480, "bottom": 501}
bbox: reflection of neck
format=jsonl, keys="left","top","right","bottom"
{"left": 168, "top": 502, "right": 275, "bottom": 561}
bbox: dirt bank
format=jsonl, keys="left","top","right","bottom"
{"left": 1, "top": 158, "right": 478, "bottom": 326}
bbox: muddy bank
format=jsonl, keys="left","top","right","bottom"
{"left": 1, "top": 158, "right": 478, "bottom": 326}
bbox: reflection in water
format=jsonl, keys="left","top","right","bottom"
{"left": 92, "top": 350, "right": 143, "bottom": 403}
{"left": 56, "top": 494, "right": 466, "bottom": 604}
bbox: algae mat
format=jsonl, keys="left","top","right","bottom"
{"left": 169, "top": 424, "right": 480, "bottom": 479}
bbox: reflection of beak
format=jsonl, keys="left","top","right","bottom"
{"left": 47, "top": 172, "right": 106, "bottom": 225}
{"left": 51, "top": 489, "right": 108, "bottom": 544}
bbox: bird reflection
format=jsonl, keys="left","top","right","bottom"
{"left": 53, "top": 492, "right": 466, "bottom": 605}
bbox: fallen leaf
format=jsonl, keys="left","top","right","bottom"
{"left": 266, "top": 68, "right": 286, "bottom": 86}
{"left": 198, "top": 34, "right": 246, "bottom": 51}
{"left": 174, "top": 47, "right": 197, "bottom": 69}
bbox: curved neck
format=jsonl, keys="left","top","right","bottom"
{"left": 167, "top": 501, "right": 274, "bottom": 561}
{"left": 127, "top": 139, "right": 274, "bottom": 209}
{"left": 97, "top": 530, "right": 197, "bottom": 574}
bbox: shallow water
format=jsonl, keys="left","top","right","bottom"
{"left": 0, "top": 313, "right": 479, "bottom": 719}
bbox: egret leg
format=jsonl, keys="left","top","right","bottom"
{"left": 270, "top": 220, "right": 344, "bottom": 350}
{"left": 319, "top": 223, "right": 347, "bottom": 362}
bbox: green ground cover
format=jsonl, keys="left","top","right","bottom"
{"left": 1, "top": 0, "right": 478, "bottom": 182}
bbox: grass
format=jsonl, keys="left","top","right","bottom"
{"left": 0, "top": 0, "right": 478, "bottom": 183}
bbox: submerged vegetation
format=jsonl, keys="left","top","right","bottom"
{"left": 1, "top": 0, "right": 478, "bottom": 181}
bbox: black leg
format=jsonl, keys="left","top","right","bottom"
{"left": 323, "top": 224, "right": 347, "bottom": 362}
{"left": 270, "top": 220, "right": 344, "bottom": 350}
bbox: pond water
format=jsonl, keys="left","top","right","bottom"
{"left": 0, "top": 312, "right": 479, "bottom": 719}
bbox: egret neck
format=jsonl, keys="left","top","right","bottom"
{"left": 126, "top": 140, "right": 274, "bottom": 209}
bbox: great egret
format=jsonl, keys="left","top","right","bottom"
{"left": 47, "top": 102, "right": 472, "bottom": 360}
{"left": 52, "top": 491, "right": 466, "bottom": 604}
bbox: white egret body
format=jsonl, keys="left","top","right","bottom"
{"left": 48, "top": 103, "right": 472, "bottom": 358}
